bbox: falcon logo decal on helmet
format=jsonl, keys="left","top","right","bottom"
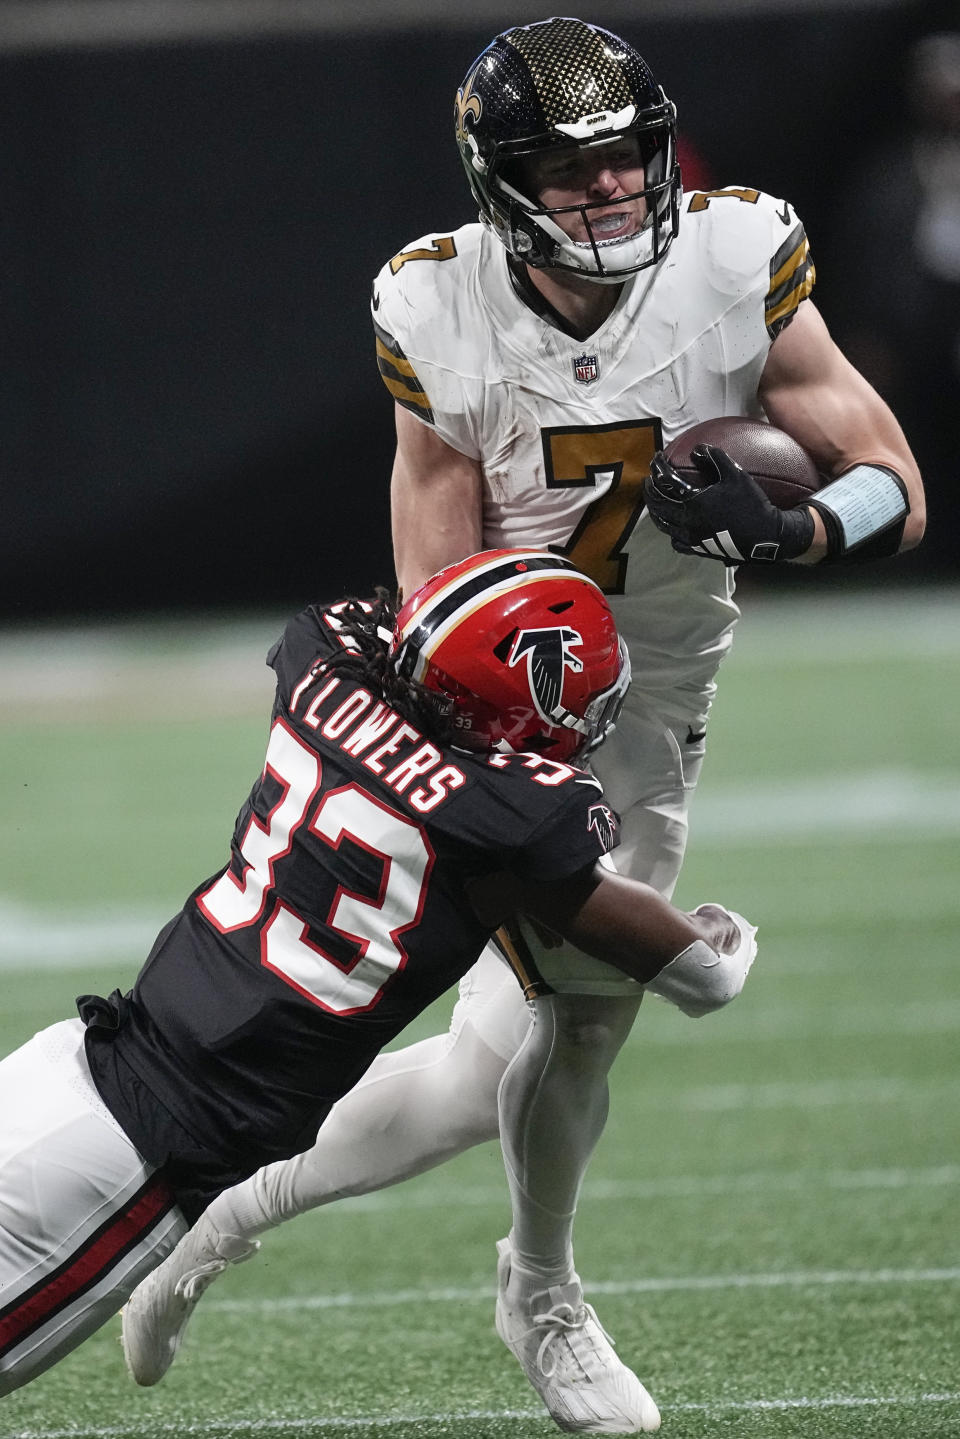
{"left": 506, "top": 626, "right": 585, "bottom": 729}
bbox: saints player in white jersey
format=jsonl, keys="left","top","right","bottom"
{"left": 123, "top": 18, "right": 924, "bottom": 1435}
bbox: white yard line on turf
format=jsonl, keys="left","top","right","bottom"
{"left": 2, "top": 590, "right": 960, "bottom": 727}
{"left": 10, "top": 1391, "right": 960, "bottom": 1438}
{"left": 642, "top": 1004, "right": 960, "bottom": 1046}
{"left": 669, "top": 1077, "right": 960, "bottom": 1108}
{"left": 326, "top": 1162, "right": 960, "bottom": 1212}
{"left": 3, "top": 765, "right": 960, "bottom": 971}
{"left": 691, "top": 769, "right": 960, "bottom": 842}
{"left": 202, "top": 1264, "right": 960, "bottom": 1314}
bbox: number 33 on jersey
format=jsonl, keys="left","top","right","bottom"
{"left": 189, "top": 604, "right": 617, "bottom": 1029}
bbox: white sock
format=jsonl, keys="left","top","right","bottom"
{"left": 497, "top": 992, "right": 642, "bottom": 1289}
{"left": 205, "top": 1020, "right": 508, "bottom": 1240}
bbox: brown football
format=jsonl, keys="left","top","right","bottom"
{"left": 664, "top": 417, "right": 824, "bottom": 509}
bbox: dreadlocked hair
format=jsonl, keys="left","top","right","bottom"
{"left": 305, "top": 589, "right": 455, "bottom": 745}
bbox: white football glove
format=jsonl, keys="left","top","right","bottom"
{"left": 645, "top": 906, "right": 758, "bottom": 1017}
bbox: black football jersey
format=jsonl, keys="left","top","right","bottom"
{"left": 81, "top": 603, "right": 619, "bottom": 1219}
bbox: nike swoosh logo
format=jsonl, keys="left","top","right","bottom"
{"left": 777, "top": 202, "right": 791, "bottom": 226}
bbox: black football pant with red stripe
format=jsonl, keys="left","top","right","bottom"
{"left": 0, "top": 1019, "right": 186, "bottom": 1395}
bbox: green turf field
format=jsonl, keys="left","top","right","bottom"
{"left": 1, "top": 588, "right": 958, "bottom": 1438}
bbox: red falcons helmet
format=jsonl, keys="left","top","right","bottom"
{"left": 390, "top": 549, "right": 630, "bottom": 762}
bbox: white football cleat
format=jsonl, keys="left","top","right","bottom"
{"left": 495, "top": 1238, "right": 661, "bottom": 1434}
{"left": 122, "top": 1213, "right": 259, "bottom": 1386}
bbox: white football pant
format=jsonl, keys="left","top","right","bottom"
{"left": 0, "top": 1019, "right": 187, "bottom": 1395}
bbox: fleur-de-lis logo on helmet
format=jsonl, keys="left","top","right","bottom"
{"left": 454, "top": 69, "right": 482, "bottom": 149}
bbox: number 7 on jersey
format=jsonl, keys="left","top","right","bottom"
{"left": 542, "top": 418, "right": 662, "bottom": 592}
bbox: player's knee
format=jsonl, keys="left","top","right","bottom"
{"left": 537, "top": 993, "right": 640, "bottom": 1073}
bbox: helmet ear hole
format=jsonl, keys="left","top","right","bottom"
{"left": 492, "top": 629, "right": 518, "bottom": 662}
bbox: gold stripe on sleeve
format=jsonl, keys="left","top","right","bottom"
{"left": 373, "top": 328, "right": 434, "bottom": 423}
{"left": 769, "top": 234, "right": 809, "bottom": 294}
{"left": 765, "top": 266, "right": 816, "bottom": 331}
{"left": 766, "top": 222, "right": 816, "bottom": 338}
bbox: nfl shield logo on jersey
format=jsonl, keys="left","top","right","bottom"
{"left": 573, "top": 352, "right": 599, "bottom": 385}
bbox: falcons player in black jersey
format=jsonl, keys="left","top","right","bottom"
{"left": 0, "top": 549, "right": 753, "bottom": 1403}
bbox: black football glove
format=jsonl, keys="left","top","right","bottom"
{"left": 645, "top": 444, "right": 815, "bottom": 564}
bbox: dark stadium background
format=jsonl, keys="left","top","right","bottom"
{"left": 3, "top": 0, "right": 955, "bottom": 619}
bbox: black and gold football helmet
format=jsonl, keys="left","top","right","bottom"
{"left": 454, "top": 16, "right": 681, "bottom": 283}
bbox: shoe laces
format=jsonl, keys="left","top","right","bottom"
{"left": 530, "top": 1299, "right": 616, "bottom": 1379}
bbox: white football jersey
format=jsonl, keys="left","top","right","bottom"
{"left": 373, "top": 187, "right": 815, "bottom": 704}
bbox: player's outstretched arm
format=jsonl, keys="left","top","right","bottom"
{"left": 471, "top": 866, "right": 757, "bottom": 1016}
